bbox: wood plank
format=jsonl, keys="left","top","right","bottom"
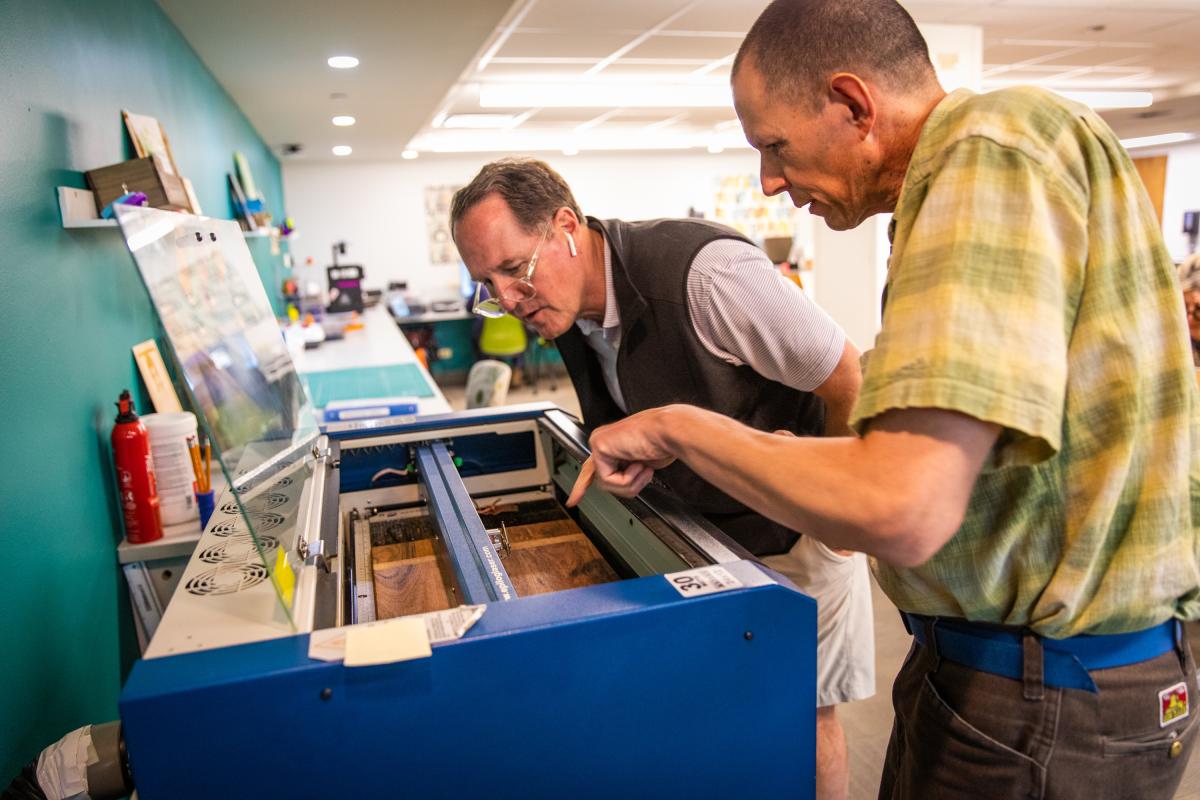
{"left": 503, "top": 518, "right": 584, "bottom": 544}
{"left": 373, "top": 539, "right": 438, "bottom": 566}
{"left": 373, "top": 552, "right": 452, "bottom": 618}
{"left": 504, "top": 533, "right": 619, "bottom": 597}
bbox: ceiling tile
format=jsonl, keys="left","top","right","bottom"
{"left": 622, "top": 34, "right": 740, "bottom": 60}
{"left": 499, "top": 31, "right": 639, "bottom": 59}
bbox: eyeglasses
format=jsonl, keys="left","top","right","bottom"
{"left": 472, "top": 226, "right": 551, "bottom": 318}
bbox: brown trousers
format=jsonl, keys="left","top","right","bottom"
{"left": 879, "top": 621, "right": 1199, "bottom": 800}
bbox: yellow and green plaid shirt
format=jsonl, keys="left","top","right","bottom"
{"left": 851, "top": 87, "right": 1200, "bottom": 637}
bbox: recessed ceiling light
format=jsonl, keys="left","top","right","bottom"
{"left": 562, "top": 146, "right": 579, "bottom": 156}
{"left": 332, "top": 115, "right": 356, "bottom": 127}
{"left": 332, "top": 145, "right": 353, "bottom": 156}
{"left": 707, "top": 143, "right": 725, "bottom": 154}
{"left": 401, "top": 150, "right": 419, "bottom": 160}
{"left": 328, "top": 56, "right": 359, "bottom": 70}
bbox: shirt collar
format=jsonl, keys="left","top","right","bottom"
{"left": 575, "top": 237, "right": 621, "bottom": 336}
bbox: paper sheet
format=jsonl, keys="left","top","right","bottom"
{"left": 345, "top": 617, "right": 431, "bottom": 666}
{"left": 308, "top": 604, "right": 486, "bottom": 664}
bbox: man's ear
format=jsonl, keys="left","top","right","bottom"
{"left": 555, "top": 206, "right": 581, "bottom": 234}
{"left": 828, "top": 73, "right": 877, "bottom": 138}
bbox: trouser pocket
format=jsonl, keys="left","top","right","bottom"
{"left": 883, "top": 646, "right": 1051, "bottom": 800}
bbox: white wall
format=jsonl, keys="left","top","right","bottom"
{"left": 283, "top": 151, "right": 762, "bottom": 302}
{"left": 812, "top": 216, "right": 893, "bottom": 351}
{"left": 1159, "top": 142, "right": 1200, "bottom": 261}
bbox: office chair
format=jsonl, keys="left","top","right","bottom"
{"left": 465, "top": 359, "right": 512, "bottom": 408}
{"left": 477, "top": 314, "right": 528, "bottom": 386}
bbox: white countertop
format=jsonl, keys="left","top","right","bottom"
{"left": 291, "top": 305, "right": 452, "bottom": 415}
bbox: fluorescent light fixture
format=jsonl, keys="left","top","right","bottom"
{"left": 431, "top": 111, "right": 448, "bottom": 128}
{"left": 332, "top": 145, "right": 353, "bottom": 156}
{"left": 401, "top": 150, "right": 419, "bottom": 160}
{"left": 443, "top": 114, "right": 521, "bottom": 129}
{"left": 480, "top": 82, "right": 733, "bottom": 109}
{"left": 327, "top": 55, "right": 359, "bottom": 69}
{"left": 414, "top": 127, "right": 752, "bottom": 154}
{"left": 1054, "top": 90, "right": 1152, "bottom": 110}
{"left": 331, "top": 115, "right": 356, "bottom": 127}
{"left": 1119, "top": 132, "right": 1195, "bottom": 150}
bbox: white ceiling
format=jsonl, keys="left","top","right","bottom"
{"left": 157, "top": 0, "right": 1200, "bottom": 161}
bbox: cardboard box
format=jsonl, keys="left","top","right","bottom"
{"left": 85, "top": 156, "right": 190, "bottom": 214}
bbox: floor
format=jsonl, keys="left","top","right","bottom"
{"left": 438, "top": 369, "right": 1200, "bottom": 799}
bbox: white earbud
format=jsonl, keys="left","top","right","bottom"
{"left": 566, "top": 231, "right": 578, "bottom": 257}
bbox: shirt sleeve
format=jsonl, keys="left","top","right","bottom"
{"left": 850, "top": 135, "right": 1088, "bottom": 468}
{"left": 686, "top": 238, "right": 847, "bottom": 393}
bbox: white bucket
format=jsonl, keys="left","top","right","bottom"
{"left": 142, "top": 412, "right": 200, "bottom": 527}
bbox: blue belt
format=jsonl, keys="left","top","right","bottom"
{"left": 903, "top": 612, "right": 1180, "bottom": 693}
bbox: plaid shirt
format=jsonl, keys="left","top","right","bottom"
{"left": 851, "top": 87, "right": 1200, "bottom": 637}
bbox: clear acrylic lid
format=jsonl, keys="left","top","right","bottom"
{"left": 115, "top": 205, "right": 321, "bottom": 630}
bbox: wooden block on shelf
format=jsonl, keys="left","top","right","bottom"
{"left": 85, "top": 156, "right": 190, "bottom": 213}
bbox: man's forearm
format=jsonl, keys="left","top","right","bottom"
{"left": 653, "top": 405, "right": 996, "bottom": 566}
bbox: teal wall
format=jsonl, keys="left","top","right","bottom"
{"left": 0, "top": 0, "right": 284, "bottom": 779}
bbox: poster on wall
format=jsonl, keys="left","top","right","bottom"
{"left": 712, "top": 174, "right": 800, "bottom": 242}
{"left": 425, "top": 185, "right": 463, "bottom": 264}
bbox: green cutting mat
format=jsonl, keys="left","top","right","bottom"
{"left": 302, "top": 364, "right": 436, "bottom": 407}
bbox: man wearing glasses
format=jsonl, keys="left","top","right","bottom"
{"left": 451, "top": 157, "right": 868, "bottom": 800}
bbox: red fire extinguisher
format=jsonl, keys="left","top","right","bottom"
{"left": 111, "top": 389, "right": 163, "bottom": 543}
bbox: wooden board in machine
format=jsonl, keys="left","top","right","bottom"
{"left": 369, "top": 499, "right": 619, "bottom": 620}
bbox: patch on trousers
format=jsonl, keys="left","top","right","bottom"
{"left": 1160, "top": 682, "right": 1190, "bottom": 728}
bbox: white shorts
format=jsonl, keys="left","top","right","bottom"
{"left": 761, "top": 536, "right": 875, "bottom": 707}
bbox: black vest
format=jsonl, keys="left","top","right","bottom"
{"left": 556, "top": 217, "right": 826, "bottom": 556}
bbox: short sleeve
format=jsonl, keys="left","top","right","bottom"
{"left": 850, "top": 136, "right": 1087, "bottom": 468}
{"left": 687, "top": 239, "right": 846, "bottom": 392}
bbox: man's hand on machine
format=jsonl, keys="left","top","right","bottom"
{"left": 566, "top": 407, "right": 680, "bottom": 506}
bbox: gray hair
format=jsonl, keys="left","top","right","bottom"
{"left": 733, "top": 0, "right": 938, "bottom": 109}
{"left": 450, "top": 158, "right": 584, "bottom": 241}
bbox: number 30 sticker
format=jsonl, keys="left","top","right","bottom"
{"left": 665, "top": 566, "right": 743, "bottom": 598}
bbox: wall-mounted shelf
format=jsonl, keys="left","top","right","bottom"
{"left": 64, "top": 217, "right": 118, "bottom": 228}
{"left": 57, "top": 186, "right": 283, "bottom": 239}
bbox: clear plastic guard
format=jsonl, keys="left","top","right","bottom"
{"left": 115, "top": 205, "right": 320, "bottom": 626}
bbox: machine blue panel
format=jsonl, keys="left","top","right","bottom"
{"left": 120, "top": 564, "right": 817, "bottom": 799}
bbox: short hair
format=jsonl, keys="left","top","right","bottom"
{"left": 450, "top": 158, "right": 584, "bottom": 241}
{"left": 733, "top": 0, "right": 937, "bottom": 108}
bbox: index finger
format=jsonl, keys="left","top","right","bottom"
{"left": 566, "top": 456, "right": 596, "bottom": 507}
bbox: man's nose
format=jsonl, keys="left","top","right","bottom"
{"left": 492, "top": 277, "right": 523, "bottom": 311}
{"left": 759, "top": 155, "right": 786, "bottom": 197}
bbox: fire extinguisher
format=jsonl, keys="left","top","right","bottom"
{"left": 111, "top": 389, "right": 163, "bottom": 543}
